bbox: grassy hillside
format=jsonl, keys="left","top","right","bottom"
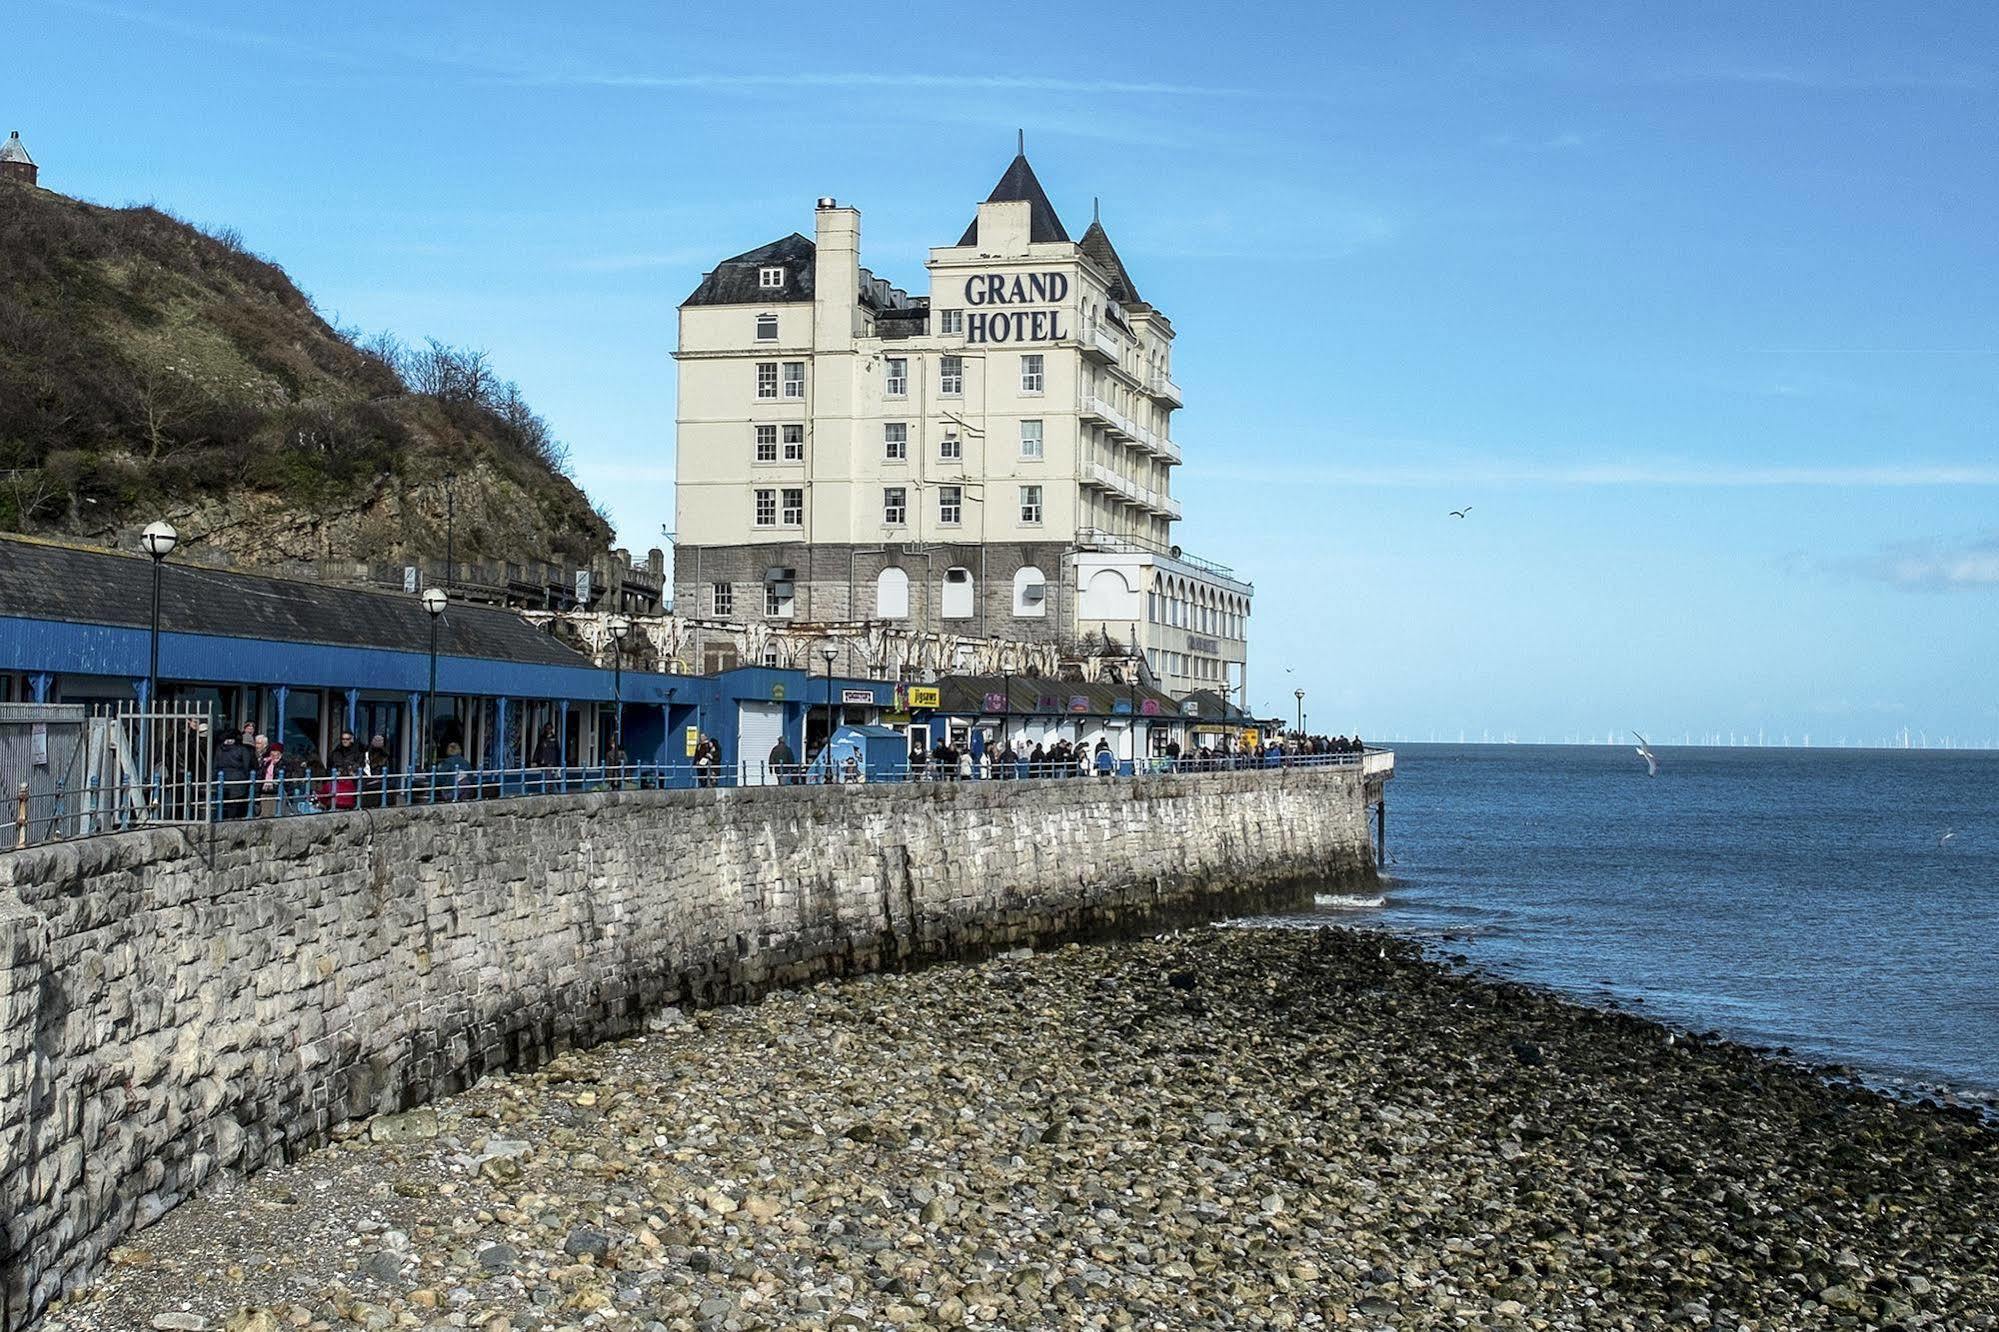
{"left": 0, "top": 181, "right": 612, "bottom": 566}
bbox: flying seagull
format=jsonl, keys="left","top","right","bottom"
{"left": 1632, "top": 731, "right": 1659, "bottom": 777}
{"left": 1450, "top": 506, "right": 1473, "bottom": 519}
{"left": 1939, "top": 828, "right": 1957, "bottom": 848}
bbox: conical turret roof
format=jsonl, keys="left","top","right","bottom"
{"left": 1079, "top": 216, "right": 1141, "bottom": 305}
{"left": 0, "top": 131, "right": 34, "bottom": 166}
{"left": 957, "top": 152, "right": 1070, "bottom": 246}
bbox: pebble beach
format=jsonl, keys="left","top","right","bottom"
{"left": 47, "top": 927, "right": 1998, "bottom": 1332}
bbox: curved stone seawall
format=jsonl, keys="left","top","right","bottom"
{"left": 0, "top": 767, "right": 1370, "bottom": 1323}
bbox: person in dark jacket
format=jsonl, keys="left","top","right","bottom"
{"left": 768, "top": 735, "right": 797, "bottom": 784}
{"left": 215, "top": 732, "right": 256, "bottom": 819}
{"left": 328, "top": 730, "right": 365, "bottom": 775}
{"left": 530, "top": 724, "right": 563, "bottom": 793}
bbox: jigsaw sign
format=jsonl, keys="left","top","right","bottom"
{"left": 962, "top": 271, "right": 1070, "bottom": 344}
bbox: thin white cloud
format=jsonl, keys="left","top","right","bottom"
{"left": 1756, "top": 347, "right": 1999, "bottom": 356}
{"left": 1196, "top": 461, "right": 1999, "bottom": 488}
{"left": 514, "top": 71, "right": 1251, "bottom": 98}
{"left": 1861, "top": 534, "right": 1999, "bottom": 589}
{"left": 558, "top": 248, "right": 715, "bottom": 274}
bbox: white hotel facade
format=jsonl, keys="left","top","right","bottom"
{"left": 671, "top": 150, "right": 1252, "bottom": 700}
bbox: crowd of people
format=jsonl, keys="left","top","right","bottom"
{"left": 211, "top": 722, "right": 401, "bottom": 818}
{"left": 751, "top": 730, "right": 1373, "bottom": 785}
{"left": 194, "top": 717, "right": 1372, "bottom": 819}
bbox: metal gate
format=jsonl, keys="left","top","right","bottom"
{"left": 3, "top": 701, "right": 214, "bottom": 849}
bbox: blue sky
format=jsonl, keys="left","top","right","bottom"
{"left": 13, "top": 2, "right": 1998, "bottom": 744}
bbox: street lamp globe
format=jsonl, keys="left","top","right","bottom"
{"left": 421, "top": 587, "right": 448, "bottom": 616}
{"left": 607, "top": 615, "right": 632, "bottom": 642}
{"left": 1294, "top": 688, "right": 1305, "bottom": 702}
{"left": 141, "top": 520, "right": 178, "bottom": 561}
{"left": 819, "top": 647, "right": 838, "bottom": 666}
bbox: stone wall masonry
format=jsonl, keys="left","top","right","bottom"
{"left": 0, "top": 766, "right": 1371, "bottom": 1324}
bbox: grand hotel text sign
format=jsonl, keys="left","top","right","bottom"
{"left": 963, "top": 272, "right": 1069, "bottom": 344}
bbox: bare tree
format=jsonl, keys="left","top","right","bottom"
{"left": 132, "top": 358, "right": 207, "bottom": 462}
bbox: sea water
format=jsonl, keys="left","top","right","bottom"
{"left": 1258, "top": 743, "right": 1999, "bottom": 1103}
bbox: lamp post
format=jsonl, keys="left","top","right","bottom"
{"left": 1294, "top": 688, "right": 1305, "bottom": 736}
{"left": 140, "top": 521, "right": 178, "bottom": 788}
{"left": 606, "top": 616, "right": 631, "bottom": 755}
{"left": 421, "top": 587, "right": 447, "bottom": 767}
{"left": 820, "top": 646, "right": 839, "bottom": 764}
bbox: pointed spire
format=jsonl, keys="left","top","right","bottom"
{"left": 1017, "top": 127, "right": 1025, "bottom": 155}
{"left": 1093, "top": 196, "right": 1100, "bottom": 224}
{"left": 957, "top": 149, "right": 1070, "bottom": 246}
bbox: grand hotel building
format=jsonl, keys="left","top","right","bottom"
{"left": 671, "top": 150, "right": 1252, "bottom": 699}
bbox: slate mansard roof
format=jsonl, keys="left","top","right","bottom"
{"left": 0, "top": 535, "right": 590, "bottom": 668}
{"left": 681, "top": 232, "right": 817, "bottom": 307}
{"left": 957, "top": 153, "right": 1071, "bottom": 246}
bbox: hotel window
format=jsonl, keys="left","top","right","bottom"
{"left": 1019, "top": 419, "right": 1044, "bottom": 460}
{"left": 781, "top": 362, "right": 805, "bottom": 398}
{"left": 753, "top": 488, "right": 777, "bottom": 526}
{"left": 938, "top": 308, "right": 963, "bottom": 335}
{"left": 781, "top": 423, "right": 804, "bottom": 461}
{"left": 939, "top": 427, "right": 961, "bottom": 461}
{"left": 1019, "top": 484, "right": 1042, "bottom": 525}
{"left": 759, "top": 266, "right": 785, "bottom": 289}
{"left": 1020, "top": 353, "right": 1044, "bottom": 394}
{"left": 883, "top": 486, "right": 907, "bottom": 525}
{"left": 755, "top": 362, "right": 778, "bottom": 399}
{"left": 883, "top": 422, "right": 908, "bottom": 461}
{"left": 755, "top": 313, "right": 778, "bottom": 342}
{"left": 711, "top": 582, "right": 733, "bottom": 616}
{"left": 884, "top": 357, "right": 907, "bottom": 397}
{"left": 780, "top": 487, "right": 804, "bottom": 525}
{"left": 754, "top": 424, "right": 778, "bottom": 463}
{"left": 939, "top": 354, "right": 963, "bottom": 396}
{"left": 938, "top": 485, "right": 963, "bottom": 526}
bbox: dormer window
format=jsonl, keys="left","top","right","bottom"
{"left": 759, "top": 266, "right": 786, "bottom": 289}
{"left": 755, "top": 313, "right": 778, "bottom": 341}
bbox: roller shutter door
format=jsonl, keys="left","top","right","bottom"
{"left": 737, "top": 701, "right": 785, "bottom": 786}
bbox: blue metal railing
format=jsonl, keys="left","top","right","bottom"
{"left": 13, "top": 750, "right": 1391, "bottom": 843}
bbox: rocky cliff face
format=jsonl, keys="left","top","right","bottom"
{"left": 0, "top": 180, "right": 612, "bottom": 567}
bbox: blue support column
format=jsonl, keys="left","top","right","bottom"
{"left": 29, "top": 673, "right": 53, "bottom": 703}
{"left": 344, "top": 688, "right": 359, "bottom": 731}
{"left": 493, "top": 696, "right": 510, "bottom": 774}
{"left": 557, "top": 699, "right": 570, "bottom": 793}
{"left": 133, "top": 678, "right": 152, "bottom": 708}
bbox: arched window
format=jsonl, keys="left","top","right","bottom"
{"left": 941, "top": 566, "right": 974, "bottom": 619}
{"left": 876, "top": 567, "right": 909, "bottom": 619}
{"left": 1012, "top": 566, "right": 1047, "bottom": 618}
{"left": 755, "top": 313, "right": 778, "bottom": 341}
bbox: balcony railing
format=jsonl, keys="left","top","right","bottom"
{"left": 1147, "top": 375, "right": 1183, "bottom": 407}
{"left": 1082, "top": 322, "right": 1121, "bottom": 363}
